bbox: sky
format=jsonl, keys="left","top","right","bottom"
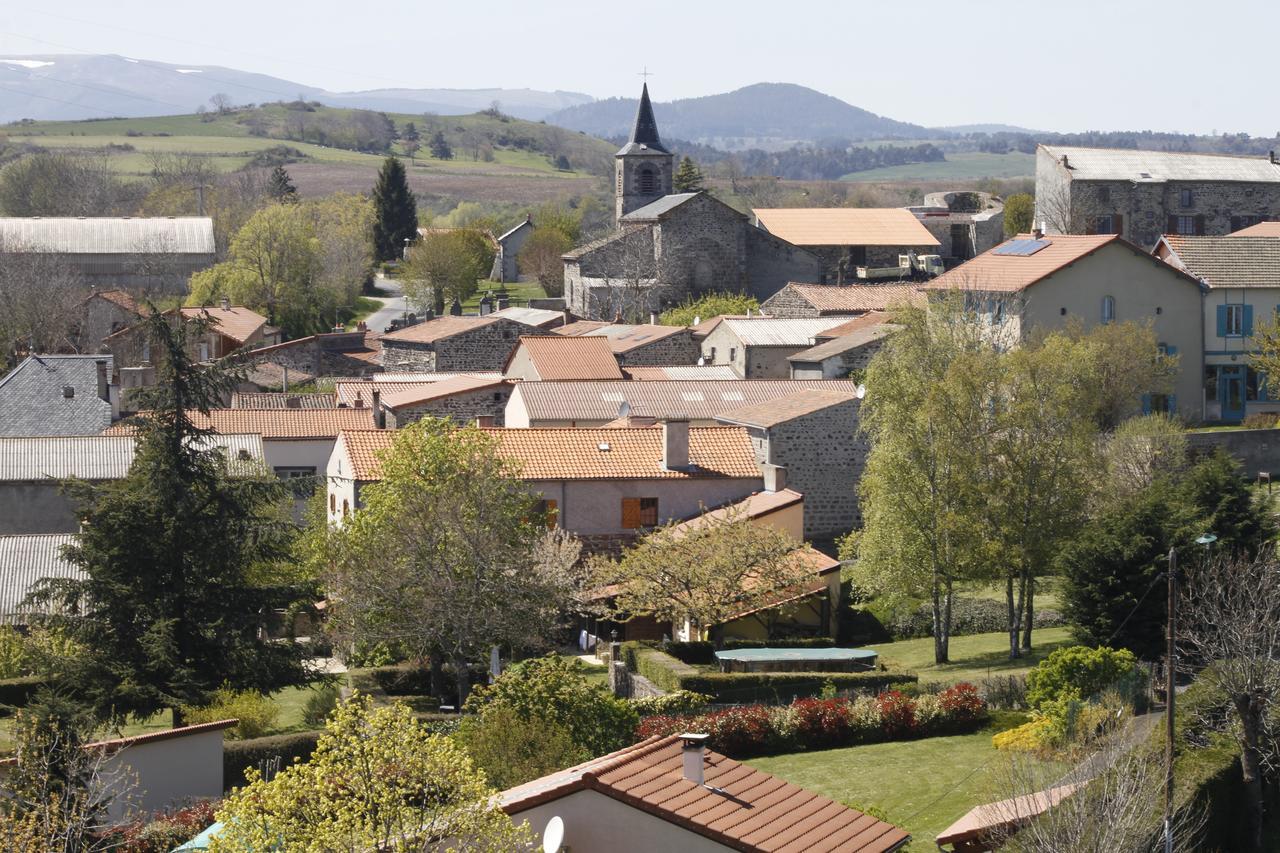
{"left": 0, "top": 0, "right": 1274, "bottom": 136}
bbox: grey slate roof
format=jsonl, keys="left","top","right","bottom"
{"left": 0, "top": 434, "right": 266, "bottom": 480}
{"left": 1042, "top": 145, "right": 1280, "bottom": 183}
{"left": 1160, "top": 236, "right": 1280, "bottom": 289}
{"left": 0, "top": 355, "right": 113, "bottom": 437}
{"left": 0, "top": 217, "right": 216, "bottom": 254}
{"left": 0, "top": 534, "right": 83, "bottom": 624}
{"left": 619, "top": 193, "right": 700, "bottom": 222}
{"left": 616, "top": 82, "right": 669, "bottom": 156}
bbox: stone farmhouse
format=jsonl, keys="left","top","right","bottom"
{"left": 1154, "top": 234, "right": 1280, "bottom": 422}
{"left": 104, "top": 300, "right": 279, "bottom": 370}
{"left": 925, "top": 233, "right": 1206, "bottom": 419}
{"left": 243, "top": 327, "right": 383, "bottom": 390}
{"left": 562, "top": 85, "right": 821, "bottom": 319}
{"left": 696, "top": 316, "right": 854, "bottom": 378}
{"left": 501, "top": 733, "right": 909, "bottom": 853}
{"left": 0, "top": 216, "right": 216, "bottom": 294}
{"left": 1035, "top": 145, "right": 1280, "bottom": 248}
{"left": 787, "top": 313, "right": 899, "bottom": 380}
{"left": 379, "top": 315, "right": 547, "bottom": 372}
{"left": 489, "top": 215, "right": 536, "bottom": 283}
{"left": 762, "top": 282, "right": 924, "bottom": 318}
{"left": 552, "top": 320, "right": 700, "bottom": 366}
{"left": 0, "top": 354, "right": 118, "bottom": 436}
{"left": 74, "top": 289, "right": 145, "bottom": 351}
{"left": 753, "top": 207, "right": 940, "bottom": 282}
{"left": 907, "top": 191, "right": 1006, "bottom": 261}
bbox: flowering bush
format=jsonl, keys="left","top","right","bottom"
{"left": 111, "top": 800, "right": 218, "bottom": 852}
{"left": 700, "top": 705, "right": 776, "bottom": 757}
{"left": 913, "top": 694, "right": 943, "bottom": 732}
{"left": 630, "top": 690, "right": 712, "bottom": 717}
{"left": 876, "top": 690, "right": 917, "bottom": 738}
{"left": 791, "top": 698, "right": 854, "bottom": 749}
{"left": 939, "top": 683, "right": 988, "bottom": 724}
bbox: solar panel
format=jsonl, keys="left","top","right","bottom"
{"left": 993, "top": 239, "right": 1050, "bottom": 256}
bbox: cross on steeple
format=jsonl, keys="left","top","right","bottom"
{"left": 638, "top": 66, "right": 654, "bottom": 81}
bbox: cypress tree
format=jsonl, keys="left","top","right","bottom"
{"left": 371, "top": 156, "right": 418, "bottom": 262}
{"left": 673, "top": 156, "right": 705, "bottom": 193}
{"left": 267, "top": 164, "right": 298, "bottom": 202}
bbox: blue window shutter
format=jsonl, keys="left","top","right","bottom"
{"left": 1166, "top": 344, "right": 1178, "bottom": 357}
{"left": 1168, "top": 394, "right": 1177, "bottom": 414}
{"left": 1141, "top": 394, "right": 1152, "bottom": 415}
{"left": 1217, "top": 306, "right": 1227, "bottom": 337}
{"left": 1244, "top": 305, "right": 1255, "bottom": 336}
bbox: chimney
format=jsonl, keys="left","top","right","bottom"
{"left": 1272, "top": 151, "right": 1277, "bottom": 165}
{"left": 1031, "top": 226, "right": 1044, "bottom": 240}
{"left": 475, "top": 415, "right": 495, "bottom": 427}
{"left": 662, "top": 418, "right": 689, "bottom": 471}
{"left": 354, "top": 392, "right": 364, "bottom": 409}
{"left": 372, "top": 389, "right": 386, "bottom": 429}
{"left": 1060, "top": 154, "right": 1069, "bottom": 168}
{"left": 282, "top": 366, "right": 289, "bottom": 392}
{"left": 95, "top": 359, "right": 109, "bottom": 403}
{"left": 762, "top": 464, "right": 787, "bottom": 493}
{"left": 562, "top": 308, "right": 572, "bottom": 327}
{"left": 680, "top": 733, "right": 708, "bottom": 785}
{"left": 650, "top": 311, "right": 659, "bottom": 325}
{"left": 219, "top": 295, "right": 230, "bottom": 311}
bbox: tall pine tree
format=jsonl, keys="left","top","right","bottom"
{"left": 371, "top": 156, "right": 418, "bottom": 262}
{"left": 33, "top": 312, "right": 312, "bottom": 726}
{"left": 429, "top": 131, "right": 453, "bottom": 160}
{"left": 673, "top": 156, "right": 705, "bottom": 193}
{"left": 266, "top": 164, "right": 297, "bottom": 203}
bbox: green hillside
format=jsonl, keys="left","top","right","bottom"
{"left": 841, "top": 151, "right": 1035, "bottom": 182}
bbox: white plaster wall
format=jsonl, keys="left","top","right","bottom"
{"left": 511, "top": 789, "right": 733, "bottom": 853}
{"left": 532, "top": 477, "right": 763, "bottom": 535}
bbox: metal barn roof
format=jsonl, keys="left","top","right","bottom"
{"left": 0, "top": 217, "right": 215, "bottom": 254}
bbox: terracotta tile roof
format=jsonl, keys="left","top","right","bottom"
{"left": 507, "top": 336, "right": 624, "bottom": 380}
{"left": 380, "top": 315, "right": 504, "bottom": 345}
{"left": 754, "top": 207, "right": 940, "bottom": 247}
{"left": 380, "top": 375, "right": 509, "bottom": 410}
{"left": 1230, "top": 222, "right": 1280, "bottom": 238}
{"left": 231, "top": 392, "right": 338, "bottom": 409}
{"left": 935, "top": 783, "right": 1083, "bottom": 849}
{"left": 334, "top": 375, "right": 504, "bottom": 407}
{"left": 501, "top": 734, "right": 909, "bottom": 853}
{"left": 84, "top": 289, "right": 141, "bottom": 314}
{"left": 717, "top": 389, "right": 859, "bottom": 429}
{"left": 813, "top": 312, "right": 894, "bottom": 340}
{"left": 775, "top": 283, "right": 924, "bottom": 314}
{"left": 179, "top": 305, "right": 271, "bottom": 346}
{"left": 1159, "top": 235, "right": 1280, "bottom": 289}
{"left": 553, "top": 320, "right": 611, "bottom": 337}
{"left": 789, "top": 324, "right": 899, "bottom": 363}
{"left": 337, "top": 426, "right": 761, "bottom": 482}
{"left": 106, "top": 408, "right": 375, "bottom": 439}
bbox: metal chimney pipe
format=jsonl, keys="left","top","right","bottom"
{"left": 680, "top": 733, "right": 708, "bottom": 785}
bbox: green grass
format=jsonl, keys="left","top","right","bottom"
{"left": 751, "top": 726, "right": 1027, "bottom": 846}
{"left": 869, "top": 626, "right": 1074, "bottom": 684}
{"left": 462, "top": 280, "right": 548, "bottom": 311}
{"left": 842, "top": 151, "right": 1035, "bottom": 182}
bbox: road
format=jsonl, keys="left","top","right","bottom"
{"left": 364, "top": 274, "right": 410, "bottom": 334}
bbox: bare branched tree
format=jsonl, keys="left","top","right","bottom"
{"left": 1035, "top": 178, "right": 1106, "bottom": 235}
{"left": 0, "top": 239, "right": 88, "bottom": 366}
{"left": 1177, "top": 551, "right": 1280, "bottom": 851}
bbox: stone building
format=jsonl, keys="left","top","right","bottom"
{"left": 563, "top": 86, "right": 821, "bottom": 319}
{"left": 753, "top": 208, "right": 940, "bottom": 281}
{"left": 74, "top": 290, "right": 144, "bottom": 351}
{"left": 906, "top": 191, "right": 1005, "bottom": 262}
{"left": 243, "top": 328, "right": 383, "bottom": 389}
{"left": 0, "top": 217, "right": 215, "bottom": 294}
{"left": 104, "top": 301, "right": 279, "bottom": 370}
{"left": 1035, "top": 145, "right": 1280, "bottom": 249}
{"left": 553, "top": 320, "right": 700, "bottom": 366}
{"left": 0, "top": 354, "right": 117, "bottom": 437}
{"left": 378, "top": 315, "right": 546, "bottom": 372}
{"left": 378, "top": 376, "right": 513, "bottom": 428}
{"left": 490, "top": 216, "right": 536, "bottom": 283}
{"left": 788, "top": 315, "right": 899, "bottom": 379}
{"left": 696, "top": 316, "right": 853, "bottom": 378}
{"left": 761, "top": 283, "right": 924, "bottom": 318}
{"left": 716, "top": 389, "right": 865, "bottom": 541}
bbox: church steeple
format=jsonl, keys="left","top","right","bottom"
{"left": 615, "top": 83, "right": 674, "bottom": 222}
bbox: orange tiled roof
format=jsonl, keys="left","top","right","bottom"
{"left": 86, "top": 289, "right": 141, "bottom": 314}
{"left": 106, "top": 408, "right": 376, "bottom": 439}
{"left": 755, "top": 207, "right": 940, "bottom": 247}
{"left": 717, "top": 389, "right": 859, "bottom": 429}
{"left": 380, "top": 375, "right": 509, "bottom": 410}
{"left": 500, "top": 735, "right": 909, "bottom": 853}
{"left": 507, "top": 335, "right": 623, "bottom": 380}
{"left": 553, "top": 320, "right": 612, "bottom": 337}
{"left": 924, "top": 234, "right": 1124, "bottom": 294}
{"left": 179, "top": 305, "right": 271, "bottom": 345}
{"left": 1230, "top": 221, "right": 1280, "bottom": 238}
{"left": 380, "top": 315, "right": 504, "bottom": 344}
{"left": 781, "top": 283, "right": 924, "bottom": 314}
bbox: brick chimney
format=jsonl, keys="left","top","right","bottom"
{"left": 371, "top": 389, "right": 386, "bottom": 429}
{"left": 762, "top": 464, "right": 787, "bottom": 493}
{"left": 662, "top": 418, "right": 689, "bottom": 471}
{"left": 680, "top": 733, "right": 708, "bottom": 785}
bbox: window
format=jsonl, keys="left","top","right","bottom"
{"left": 709, "top": 346, "right": 717, "bottom": 361}
{"left": 621, "top": 497, "right": 659, "bottom": 529}
{"left": 1095, "top": 214, "right": 1114, "bottom": 234}
{"left": 198, "top": 341, "right": 210, "bottom": 362}
{"left": 1098, "top": 186, "right": 1111, "bottom": 203}
{"left": 1101, "top": 295, "right": 1115, "bottom": 324}
{"left": 1224, "top": 304, "right": 1245, "bottom": 336}
{"left": 1177, "top": 215, "right": 1197, "bottom": 235}
{"left": 142, "top": 341, "right": 151, "bottom": 363}
{"left": 1180, "top": 189, "right": 1194, "bottom": 208}
{"left": 1204, "top": 366, "right": 1219, "bottom": 399}
{"left": 637, "top": 166, "right": 658, "bottom": 194}
{"left": 1148, "top": 393, "right": 1174, "bottom": 414}
{"left": 638, "top": 497, "right": 658, "bottom": 526}
{"left": 329, "top": 493, "right": 335, "bottom": 513}
{"left": 729, "top": 347, "right": 737, "bottom": 362}
{"left": 275, "top": 466, "right": 316, "bottom": 497}
{"left": 533, "top": 498, "right": 558, "bottom": 529}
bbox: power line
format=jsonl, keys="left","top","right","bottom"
{"left": 0, "top": 58, "right": 186, "bottom": 110}
{"left": 0, "top": 82, "right": 118, "bottom": 115}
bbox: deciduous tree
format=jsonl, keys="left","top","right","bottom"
{"left": 1002, "top": 192, "right": 1035, "bottom": 237}
{"left": 401, "top": 228, "right": 494, "bottom": 313}
{"left": 516, "top": 227, "right": 574, "bottom": 297}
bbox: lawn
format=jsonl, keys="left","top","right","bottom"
{"left": 869, "top": 626, "right": 1074, "bottom": 684}
{"left": 751, "top": 727, "right": 1024, "bottom": 846}
{"left": 462, "top": 280, "right": 548, "bottom": 311}
{"left": 841, "top": 151, "right": 1035, "bottom": 183}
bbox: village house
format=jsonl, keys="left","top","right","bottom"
{"left": 1035, "top": 145, "right": 1280, "bottom": 248}
{"left": 486, "top": 305, "right": 568, "bottom": 329}
{"left": 761, "top": 282, "right": 923, "bottom": 318}
{"left": 0, "top": 354, "right": 118, "bottom": 436}
{"left": 553, "top": 320, "right": 700, "bottom": 366}
{"left": 74, "top": 289, "right": 145, "bottom": 351}
{"left": 504, "top": 378, "right": 859, "bottom": 427}
{"left": 788, "top": 313, "right": 898, "bottom": 380}
{"left": 326, "top": 423, "right": 764, "bottom": 552}
{"left": 242, "top": 327, "right": 383, "bottom": 390}
{"left": 715, "top": 388, "right": 865, "bottom": 540}
{"left": 696, "top": 316, "right": 854, "bottom": 378}
{"left": 753, "top": 207, "right": 941, "bottom": 282}
{"left": 333, "top": 373, "right": 504, "bottom": 408}
{"left": 505, "top": 336, "right": 625, "bottom": 381}
{"left": 906, "top": 190, "right": 1006, "bottom": 261}
{"left": 0, "top": 216, "right": 216, "bottom": 293}
{"left": 925, "top": 233, "right": 1206, "bottom": 419}
{"left": 1154, "top": 234, "right": 1280, "bottom": 422}
{"left": 500, "top": 734, "right": 909, "bottom": 853}
{"left": 104, "top": 300, "right": 280, "bottom": 371}
{"left": 377, "top": 375, "right": 513, "bottom": 428}
{"left": 378, "top": 314, "right": 546, "bottom": 372}
{"left": 0, "top": 533, "right": 82, "bottom": 624}
{"left": 0, "top": 434, "right": 265, "bottom": 534}
{"left": 562, "top": 85, "right": 821, "bottom": 319}
{"left": 489, "top": 215, "right": 536, "bottom": 283}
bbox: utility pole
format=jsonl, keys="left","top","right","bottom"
{"left": 1164, "top": 545, "right": 1176, "bottom": 853}
{"left": 192, "top": 184, "right": 208, "bottom": 216}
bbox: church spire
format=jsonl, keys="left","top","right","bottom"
{"left": 628, "top": 83, "right": 668, "bottom": 153}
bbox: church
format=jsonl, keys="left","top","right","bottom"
{"left": 562, "top": 85, "right": 823, "bottom": 320}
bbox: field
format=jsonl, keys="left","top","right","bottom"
{"left": 841, "top": 151, "right": 1035, "bottom": 182}
{"left": 869, "top": 626, "right": 1074, "bottom": 684}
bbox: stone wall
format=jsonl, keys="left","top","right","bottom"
{"left": 1186, "top": 428, "right": 1280, "bottom": 479}
{"left": 617, "top": 330, "right": 700, "bottom": 366}
{"left": 380, "top": 320, "right": 541, "bottom": 372}
{"left": 387, "top": 385, "right": 512, "bottom": 428}
{"left": 761, "top": 285, "right": 826, "bottom": 318}
{"left": 743, "top": 226, "right": 823, "bottom": 301}
{"left": 379, "top": 340, "right": 438, "bottom": 372}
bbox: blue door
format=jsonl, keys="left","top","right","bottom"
{"left": 1220, "top": 366, "right": 1246, "bottom": 422}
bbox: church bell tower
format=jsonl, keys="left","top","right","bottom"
{"left": 615, "top": 83, "right": 673, "bottom": 223}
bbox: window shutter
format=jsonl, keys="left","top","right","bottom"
{"left": 1168, "top": 394, "right": 1177, "bottom": 413}
{"left": 1141, "top": 394, "right": 1152, "bottom": 415}
{"left": 1231, "top": 216, "right": 1242, "bottom": 232}
{"left": 1112, "top": 214, "right": 1123, "bottom": 235}
{"left": 545, "top": 499, "right": 558, "bottom": 529}
{"left": 1194, "top": 214, "right": 1206, "bottom": 236}
{"left": 1244, "top": 304, "right": 1255, "bottom": 336}
{"left": 1167, "top": 215, "right": 1179, "bottom": 235}
{"left": 1216, "top": 306, "right": 1228, "bottom": 337}
{"left": 621, "top": 498, "right": 641, "bottom": 529}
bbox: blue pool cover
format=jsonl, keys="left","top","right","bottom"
{"left": 714, "top": 648, "right": 878, "bottom": 663}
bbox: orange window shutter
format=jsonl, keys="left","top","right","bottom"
{"left": 546, "top": 499, "right": 558, "bottom": 529}
{"left": 621, "top": 498, "right": 641, "bottom": 529}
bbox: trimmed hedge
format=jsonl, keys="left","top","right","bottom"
{"left": 623, "top": 642, "right": 915, "bottom": 704}
{"left": 0, "top": 676, "right": 48, "bottom": 714}
{"left": 223, "top": 730, "right": 321, "bottom": 790}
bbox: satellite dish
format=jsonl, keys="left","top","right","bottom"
{"left": 542, "top": 816, "right": 565, "bottom": 853}
{"left": 855, "top": 384, "right": 867, "bottom": 399}
{"left": 618, "top": 400, "right": 632, "bottom": 418}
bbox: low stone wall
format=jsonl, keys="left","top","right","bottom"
{"left": 1186, "top": 428, "right": 1280, "bottom": 478}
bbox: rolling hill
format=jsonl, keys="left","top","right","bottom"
{"left": 545, "top": 83, "right": 932, "bottom": 149}
{"left": 0, "top": 55, "right": 593, "bottom": 123}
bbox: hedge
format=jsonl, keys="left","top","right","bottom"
{"left": 0, "top": 676, "right": 48, "bottom": 714}
{"left": 223, "top": 730, "right": 322, "bottom": 791}
{"left": 623, "top": 642, "right": 916, "bottom": 704}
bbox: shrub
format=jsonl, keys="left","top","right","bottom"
{"left": 662, "top": 641, "right": 716, "bottom": 665}
{"left": 659, "top": 292, "right": 759, "bottom": 326}
{"left": 345, "top": 640, "right": 402, "bottom": 668}
{"left": 790, "top": 698, "right": 854, "bottom": 749}
{"left": 182, "top": 685, "right": 280, "bottom": 740}
{"left": 939, "top": 683, "right": 987, "bottom": 724}
{"left": 0, "top": 627, "right": 86, "bottom": 680}
{"left": 370, "top": 664, "right": 433, "bottom": 696}
{"left": 223, "top": 730, "right": 322, "bottom": 790}
{"left": 0, "top": 676, "right": 47, "bottom": 714}
{"left": 1025, "top": 645, "right": 1138, "bottom": 710}
{"left": 630, "top": 690, "right": 711, "bottom": 716}
{"left": 876, "top": 690, "right": 916, "bottom": 738}
{"left": 112, "top": 800, "right": 218, "bottom": 852}
{"left": 847, "top": 696, "right": 883, "bottom": 742}
{"left": 913, "top": 694, "right": 943, "bottom": 732}
{"left": 721, "top": 638, "right": 837, "bottom": 650}
{"left": 302, "top": 682, "right": 342, "bottom": 728}
{"left": 977, "top": 674, "right": 1028, "bottom": 710}
{"left": 454, "top": 706, "right": 587, "bottom": 790}
{"left": 700, "top": 705, "right": 775, "bottom": 757}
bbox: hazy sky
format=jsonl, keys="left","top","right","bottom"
{"left": 0, "top": 1, "right": 1273, "bottom": 135}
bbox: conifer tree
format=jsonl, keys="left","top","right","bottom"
{"left": 673, "top": 156, "right": 705, "bottom": 193}
{"left": 266, "top": 164, "right": 297, "bottom": 203}
{"left": 370, "top": 156, "right": 418, "bottom": 262}
{"left": 401, "top": 121, "right": 421, "bottom": 162}
{"left": 429, "top": 131, "right": 453, "bottom": 160}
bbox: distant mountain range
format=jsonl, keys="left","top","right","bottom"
{"left": 0, "top": 55, "right": 593, "bottom": 123}
{"left": 544, "top": 83, "right": 933, "bottom": 150}
{"left": 933, "top": 123, "right": 1043, "bottom": 135}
